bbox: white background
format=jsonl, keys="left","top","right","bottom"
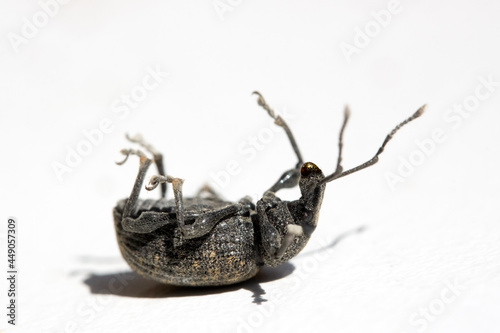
{"left": 1, "top": 0, "right": 499, "bottom": 332}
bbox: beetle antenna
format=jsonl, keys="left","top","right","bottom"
{"left": 320, "top": 104, "right": 426, "bottom": 185}
{"left": 330, "top": 105, "right": 350, "bottom": 179}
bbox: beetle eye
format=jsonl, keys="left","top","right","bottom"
{"left": 300, "top": 162, "right": 321, "bottom": 177}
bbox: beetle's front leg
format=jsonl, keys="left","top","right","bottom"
{"left": 257, "top": 191, "right": 304, "bottom": 260}
{"left": 253, "top": 91, "right": 304, "bottom": 194}
{"left": 267, "top": 168, "right": 301, "bottom": 193}
{"left": 256, "top": 201, "right": 281, "bottom": 258}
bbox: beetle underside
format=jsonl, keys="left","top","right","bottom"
{"left": 114, "top": 197, "right": 261, "bottom": 286}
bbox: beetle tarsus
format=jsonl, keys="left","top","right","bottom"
{"left": 146, "top": 174, "right": 185, "bottom": 227}
{"left": 126, "top": 133, "right": 167, "bottom": 198}
{"left": 115, "top": 149, "right": 146, "bottom": 165}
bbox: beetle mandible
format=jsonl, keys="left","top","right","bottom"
{"left": 113, "top": 92, "right": 425, "bottom": 286}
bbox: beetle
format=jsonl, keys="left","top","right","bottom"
{"left": 113, "top": 92, "right": 425, "bottom": 286}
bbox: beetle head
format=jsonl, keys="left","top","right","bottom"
{"left": 299, "top": 162, "right": 324, "bottom": 194}
{"left": 257, "top": 163, "right": 326, "bottom": 267}
{"left": 296, "top": 162, "right": 327, "bottom": 227}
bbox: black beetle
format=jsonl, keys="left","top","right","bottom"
{"left": 113, "top": 92, "right": 425, "bottom": 286}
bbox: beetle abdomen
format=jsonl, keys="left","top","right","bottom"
{"left": 114, "top": 203, "right": 260, "bottom": 286}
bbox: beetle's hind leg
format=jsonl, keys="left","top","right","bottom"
{"left": 116, "top": 149, "right": 153, "bottom": 220}
{"left": 126, "top": 133, "right": 167, "bottom": 198}
{"left": 116, "top": 149, "right": 176, "bottom": 234}
{"left": 253, "top": 91, "right": 303, "bottom": 193}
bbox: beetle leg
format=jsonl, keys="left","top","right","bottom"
{"left": 256, "top": 201, "right": 282, "bottom": 258}
{"left": 267, "top": 168, "right": 301, "bottom": 193}
{"left": 237, "top": 195, "right": 255, "bottom": 212}
{"left": 180, "top": 204, "right": 242, "bottom": 239}
{"left": 126, "top": 133, "right": 167, "bottom": 198}
{"left": 253, "top": 91, "right": 303, "bottom": 193}
{"left": 122, "top": 211, "right": 171, "bottom": 233}
{"left": 195, "top": 183, "right": 222, "bottom": 200}
{"left": 256, "top": 191, "right": 300, "bottom": 260}
{"left": 116, "top": 149, "right": 153, "bottom": 220}
{"left": 146, "top": 175, "right": 185, "bottom": 228}
{"left": 253, "top": 91, "right": 303, "bottom": 166}
{"left": 147, "top": 174, "right": 252, "bottom": 240}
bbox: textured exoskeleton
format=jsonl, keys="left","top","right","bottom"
{"left": 113, "top": 92, "right": 425, "bottom": 286}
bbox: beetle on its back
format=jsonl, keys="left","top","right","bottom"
{"left": 113, "top": 92, "right": 425, "bottom": 286}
